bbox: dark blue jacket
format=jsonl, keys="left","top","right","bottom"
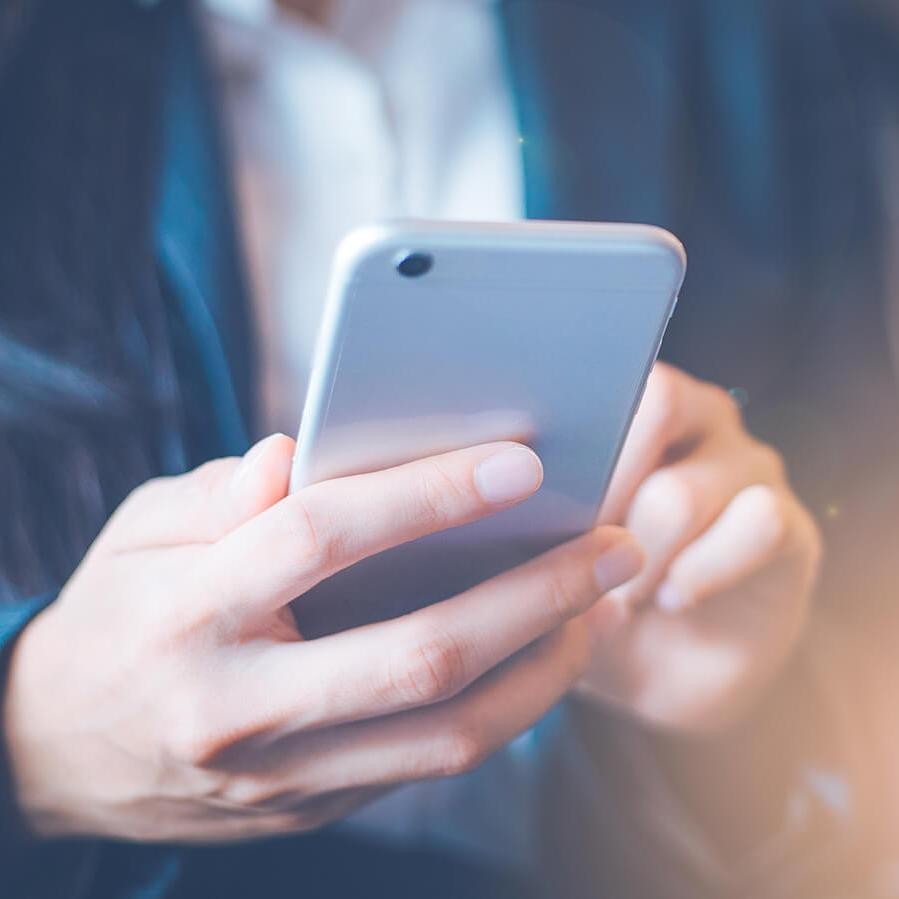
{"left": 1, "top": 1, "right": 898, "bottom": 896}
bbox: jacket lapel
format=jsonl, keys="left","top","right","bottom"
{"left": 497, "top": 0, "right": 806, "bottom": 404}
{"left": 499, "top": 0, "right": 684, "bottom": 227}
{"left": 155, "top": 5, "right": 257, "bottom": 456}
{"left": 151, "top": 0, "right": 895, "bottom": 503}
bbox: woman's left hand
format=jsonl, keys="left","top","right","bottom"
{"left": 579, "top": 362, "right": 822, "bottom": 733}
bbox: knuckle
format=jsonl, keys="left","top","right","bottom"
{"left": 158, "top": 564, "right": 231, "bottom": 644}
{"left": 637, "top": 468, "right": 702, "bottom": 529}
{"left": 433, "top": 727, "right": 488, "bottom": 778}
{"left": 165, "top": 722, "right": 219, "bottom": 769}
{"left": 385, "top": 625, "right": 469, "bottom": 706}
{"left": 284, "top": 494, "right": 332, "bottom": 570}
{"left": 741, "top": 485, "right": 790, "bottom": 553}
{"left": 416, "top": 459, "right": 467, "bottom": 526}
{"left": 163, "top": 690, "right": 226, "bottom": 768}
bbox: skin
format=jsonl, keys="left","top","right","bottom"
{"left": 3, "top": 363, "right": 820, "bottom": 842}
{"left": 587, "top": 363, "right": 821, "bottom": 732}
{"left": 277, "top": 0, "right": 335, "bottom": 26}
{"left": 4, "top": 439, "right": 641, "bottom": 841}
{"left": 270, "top": 0, "right": 823, "bottom": 735}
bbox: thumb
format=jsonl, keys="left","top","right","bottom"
{"left": 104, "top": 434, "right": 295, "bottom": 551}
{"left": 229, "top": 433, "right": 297, "bottom": 520}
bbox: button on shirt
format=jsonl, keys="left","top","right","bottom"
{"left": 205, "top": 0, "right": 524, "bottom": 437}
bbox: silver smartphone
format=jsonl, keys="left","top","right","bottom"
{"left": 290, "top": 220, "right": 685, "bottom": 638}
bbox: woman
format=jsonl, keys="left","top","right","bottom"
{"left": 1, "top": 1, "right": 895, "bottom": 897}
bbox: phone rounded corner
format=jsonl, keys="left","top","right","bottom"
{"left": 334, "top": 225, "right": 385, "bottom": 271}
{"left": 334, "top": 221, "right": 418, "bottom": 272}
{"left": 646, "top": 226, "right": 687, "bottom": 287}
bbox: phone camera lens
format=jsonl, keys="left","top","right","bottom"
{"left": 395, "top": 252, "right": 434, "bottom": 278}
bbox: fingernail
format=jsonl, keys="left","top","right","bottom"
{"left": 233, "top": 434, "right": 286, "bottom": 487}
{"left": 474, "top": 446, "right": 543, "bottom": 504}
{"left": 594, "top": 540, "right": 644, "bottom": 594}
{"left": 656, "top": 581, "right": 689, "bottom": 613}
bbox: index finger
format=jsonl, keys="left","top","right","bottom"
{"left": 203, "top": 442, "right": 543, "bottom": 619}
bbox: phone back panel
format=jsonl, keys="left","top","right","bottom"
{"left": 291, "top": 221, "right": 685, "bottom": 638}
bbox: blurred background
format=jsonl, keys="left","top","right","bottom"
{"left": 1, "top": 1, "right": 899, "bottom": 897}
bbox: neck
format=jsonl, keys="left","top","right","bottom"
{"left": 275, "top": 0, "right": 334, "bottom": 26}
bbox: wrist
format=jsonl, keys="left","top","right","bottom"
{"left": 648, "top": 652, "right": 812, "bottom": 859}
{"left": 2, "top": 605, "right": 74, "bottom": 840}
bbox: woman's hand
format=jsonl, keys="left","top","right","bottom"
{"left": 3, "top": 435, "right": 641, "bottom": 843}
{"left": 580, "top": 363, "right": 822, "bottom": 733}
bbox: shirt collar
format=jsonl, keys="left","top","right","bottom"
{"left": 204, "top": 0, "right": 273, "bottom": 29}
{"left": 204, "top": 0, "right": 497, "bottom": 29}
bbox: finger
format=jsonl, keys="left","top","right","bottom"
{"left": 206, "top": 442, "right": 543, "bottom": 618}
{"left": 608, "top": 437, "right": 782, "bottom": 607}
{"left": 262, "top": 620, "right": 591, "bottom": 794}
{"left": 304, "top": 410, "right": 534, "bottom": 482}
{"left": 247, "top": 527, "right": 642, "bottom": 729}
{"left": 104, "top": 434, "right": 295, "bottom": 551}
{"left": 599, "top": 365, "right": 741, "bottom": 525}
{"left": 655, "top": 485, "right": 821, "bottom": 612}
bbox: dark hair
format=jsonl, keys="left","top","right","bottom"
{"left": 0, "top": 1, "right": 185, "bottom": 599}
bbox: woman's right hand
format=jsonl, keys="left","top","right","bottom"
{"left": 3, "top": 434, "right": 642, "bottom": 843}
